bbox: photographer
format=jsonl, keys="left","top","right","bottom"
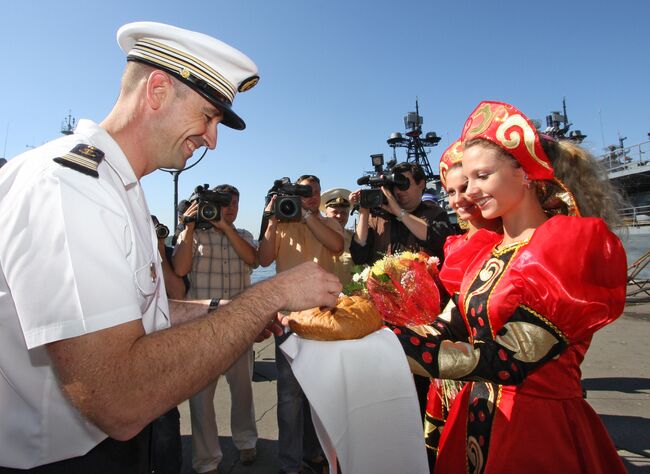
{"left": 350, "top": 162, "right": 454, "bottom": 438}
{"left": 350, "top": 161, "right": 454, "bottom": 266}
{"left": 173, "top": 184, "right": 259, "bottom": 473}
{"left": 258, "top": 174, "right": 343, "bottom": 474}
{"left": 152, "top": 216, "right": 188, "bottom": 301}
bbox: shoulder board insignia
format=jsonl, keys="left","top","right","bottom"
{"left": 53, "top": 144, "right": 105, "bottom": 178}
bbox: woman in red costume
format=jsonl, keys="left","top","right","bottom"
{"left": 423, "top": 140, "right": 503, "bottom": 463}
{"left": 397, "top": 101, "right": 627, "bottom": 473}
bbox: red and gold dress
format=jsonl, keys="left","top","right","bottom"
{"left": 396, "top": 216, "right": 627, "bottom": 473}
{"left": 423, "top": 229, "right": 507, "bottom": 459}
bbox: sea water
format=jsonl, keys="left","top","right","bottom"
{"left": 252, "top": 262, "right": 276, "bottom": 284}
{"left": 620, "top": 230, "right": 650, "bottom": 278}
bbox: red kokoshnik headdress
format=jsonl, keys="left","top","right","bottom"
{"left": 461, "top": 100, "right": 580, "bottom": 216}
{"left": 439, "top": 139, "right": 463, "bottom": 191}
{"left": 461, "top": 101, "right": 554, "bottom": 181}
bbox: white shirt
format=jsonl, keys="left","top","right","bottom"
{"left": 0, "top": 120, "right": 170, "bottom": 468}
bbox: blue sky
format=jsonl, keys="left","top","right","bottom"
{"left": 1, "top": 0, "right": 649, "bottom": 234}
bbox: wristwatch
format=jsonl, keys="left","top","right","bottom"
{"left": 302, "top": 210, "right": 313, "bottom": 223}
{"left": 209, "top": 298, "right": 221, "bottom": 312}
{"left": 396, "top": 209, "right": 408, "bottom": 222}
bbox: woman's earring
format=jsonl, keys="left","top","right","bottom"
{"left": 457, "top": 215, "right": 469, "bottom": 230}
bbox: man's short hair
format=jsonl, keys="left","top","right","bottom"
{"left": 213, "top": 184, "right": 239, "bottom": 196}
{"left": 296, "top": 174, "right": 320, "bottom": 185}
{"left": 391, "top": 162, "right": 425, "bottom": 184}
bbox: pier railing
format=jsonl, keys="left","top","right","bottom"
{"left": 598, "top": 140, "right": 650, "bottom": 175}
{"left": 619, "top": 204, "right": 650, "bottom": 227}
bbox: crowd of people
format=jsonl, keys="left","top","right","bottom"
{"left": 0, "top": 20, "right": 629, "bottom": 474}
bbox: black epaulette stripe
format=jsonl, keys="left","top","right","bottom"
{"left": 53, "top": 144, "right": 104, "bottom": 178}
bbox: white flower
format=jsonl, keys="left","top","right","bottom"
{"left": 352, "top": 266, "right": 370, "bottom": 283}
{"left": 359, "top": 266, "right": 370, "bottom": 281}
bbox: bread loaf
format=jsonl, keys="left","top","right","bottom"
{"left": 288, "top": 295, "right": 383, "bottom": 341}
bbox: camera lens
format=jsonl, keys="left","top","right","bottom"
{"left": 199, "top": 203, "right": 219, "bottom": 221}
{"left": 155, "top": 224, "right": 169, "bottom": 239}
{"left": 278, "top": 198, "right": 297, "bottom": 218}
{"left": 360, "top": 189, "right": 384, "bottom": 209}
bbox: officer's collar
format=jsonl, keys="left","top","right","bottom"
{"left": 74, "top": 119, "right": 138, "bottom": 188}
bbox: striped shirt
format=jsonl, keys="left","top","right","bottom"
{"left": 185, "top": 226, "right": 257, "bottom": 300}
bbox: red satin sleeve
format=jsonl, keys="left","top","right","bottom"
{"left": 439, "top": 229, "right": 501, "bottom": 295}
{"left": 443, "top": 233, "right": 467, "bottom": 257}
{"left": 508, "top": 216, "right": 627, "bottom": 342}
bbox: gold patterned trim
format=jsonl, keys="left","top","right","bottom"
{"left": 492, "top": 239, "right": 529, "bottom": 257}
{"left": 496, "top": 321, "right": 560, "bottom": 362}
{"left": 464, "top": 242, "right": 526, "bottom": 341}
{"left": 520, "top": 304, "right": 569, "bottom": 344}
{"left": 438, "top": 341, "right": 481, "bottom": 379}
{"left": 497, "top": 114, "right": 552, "bottom": 172}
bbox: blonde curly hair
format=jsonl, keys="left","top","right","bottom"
{"left": 464, "top": 137, "right": 627, "bottom": 229}
{"left": 541, "top": 138, "right": 627, "bottom": 228}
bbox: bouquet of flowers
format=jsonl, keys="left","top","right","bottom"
{"left": 345, "top": 251, "right": 441, "bottom": 326}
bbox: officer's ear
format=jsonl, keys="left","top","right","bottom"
{"left": 146, "top": 70, "right": 174, "bottom": 111}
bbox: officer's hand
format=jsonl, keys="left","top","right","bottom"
{"left": 273, "top": 262, "right": 341, "bottom": 311}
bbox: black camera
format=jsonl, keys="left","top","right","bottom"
{"left": 150, "top": 215, "right": 169, "bottom": 240}
{"left": 357, "top": 154, "right": 410, "bottom": 209}
{"left": 183, "top": 184, "right": 232, "bottom": 230}
{"left": 155, "top": 223, "right": 170, "bottom": 239}
{"left": 266, "top": 177, "right": 313, "bottom": 221}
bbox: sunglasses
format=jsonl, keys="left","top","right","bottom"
{"left": 297, "top": 174, "right": 320, "bottom": 184}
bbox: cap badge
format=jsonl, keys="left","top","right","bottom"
{"left": 238, "top": 75, "right": 259, "bottom": 92}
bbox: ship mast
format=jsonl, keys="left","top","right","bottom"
{"left": 543, "top": 98, "right": 586, "bottom": 143}
{"left": 61, "top": 111, "right": 76, "bottom": 136}
{"left": 386, "top": 99, "right": 441, "bottom": 184}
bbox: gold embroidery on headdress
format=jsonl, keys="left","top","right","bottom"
{"left": 468, "top": 103, "right": 494, "bottom": 136}
{"left": 497, "top": 115, "right": 552, "bottom": 171}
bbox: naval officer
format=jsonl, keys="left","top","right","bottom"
{"left": 0, "top": 21, "right": 340, "bottom": 472}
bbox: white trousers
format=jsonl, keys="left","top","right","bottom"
{"left": 189, "top": 347, "right": 258, "bottom": 473}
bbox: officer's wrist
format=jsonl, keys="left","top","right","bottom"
{"left": 302, "top": 210, "right": 314, "bottom": 223}
{"left": 208, "top": 298, "right": 221, "bottom": 313}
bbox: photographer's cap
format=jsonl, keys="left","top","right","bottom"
{"left": 320, "top": 188, "right": 351, "bottom": 212}
{"left": 117, "top": 21, "right": 259, "bottom": 130}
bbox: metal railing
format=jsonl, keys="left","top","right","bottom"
{"left": 598, "top": 140, "right": 650, "bottom": 175}
{"left": 619, "top": 204, "right": 650, "bottom": 227}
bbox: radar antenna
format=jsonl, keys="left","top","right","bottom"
{"left": 386, "top": 99, "right": 441, "bottom": 183}
{"left": 61, "top": 111, "right": 76, "bottom": 136}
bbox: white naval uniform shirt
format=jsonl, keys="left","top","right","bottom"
{"left": 0, "top": 120, "right": 170, "bottom": 469}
